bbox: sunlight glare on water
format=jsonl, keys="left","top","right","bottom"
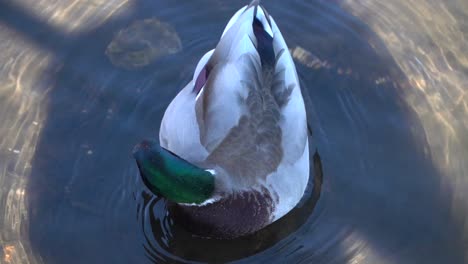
{"left": 342, "top": 0, "right": 468, "bottom": 246}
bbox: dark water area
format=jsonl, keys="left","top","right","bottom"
{"left": 0, "top": 0, "right": 467, "bottom": 263}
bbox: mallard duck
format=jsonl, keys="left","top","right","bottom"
{"left": 134, "top": 0, "right": 309, "bottom": 238}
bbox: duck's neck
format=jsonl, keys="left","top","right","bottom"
{"left": 133, "top": 140, "right": 215, "bottom": 204}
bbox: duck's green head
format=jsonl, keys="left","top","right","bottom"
{"left": 133, "top": 140, "right": 215, "bottom": 204}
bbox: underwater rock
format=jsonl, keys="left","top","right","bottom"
{"left": 106, "top": 18, "right": 182, "bottom": 69}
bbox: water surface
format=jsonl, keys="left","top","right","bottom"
{"left": 0, "top": 0, "right": 467, "bottom": 263}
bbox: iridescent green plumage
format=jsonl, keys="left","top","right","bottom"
{"left": 133, "top": 140, "right": 215, "bottom": 204}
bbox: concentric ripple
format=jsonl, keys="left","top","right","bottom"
{"left": 0, "top": 0, "right": 466, "bottom": 263}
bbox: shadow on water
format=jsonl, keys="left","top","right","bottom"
{"left": 0, "top": 0, "right": 465, "bottom": 263}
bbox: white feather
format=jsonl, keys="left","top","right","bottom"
{"left": 221, "top": 6, "right": 248, "bottom": 38}
{"left": 266, "top": 139, "right": 309, "bottom": 221}
{"left": 196, "top": 61, "right": 249, "bottom": 151}
{"left": 193, "top": 49, "right": 214, "bottom": 81}
{"left": 159, "top": 83, "right": 209, "bottom": 163}
{"left": 255, "top": 7, "right": 273, "bottom": 37}
{"left": 270, "top": 16, "right": 300, "bottom": 93}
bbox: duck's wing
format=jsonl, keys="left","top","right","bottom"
{"left": 158, "top": 7, "right": 257, "bottom": 164}
{"left": 196, "top": 5, "right": 308, "bottom": 186}
{"left": 159, "top": 79, "right": 210, "bottom": 164}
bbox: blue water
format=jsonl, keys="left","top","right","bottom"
{"left": 0, "top": 0, "right": 466, "bottom": 263}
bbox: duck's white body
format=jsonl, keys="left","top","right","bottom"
{"left": 159, "top": 2, "right": 309, "bottom": 233}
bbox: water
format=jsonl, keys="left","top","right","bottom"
{"left": 0, "top": 0, "right": 467, "bottom": 263}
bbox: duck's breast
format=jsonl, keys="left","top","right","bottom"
{"left": 169, "top": 187, "right": 275, "bottom": 238}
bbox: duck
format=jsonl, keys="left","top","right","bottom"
{"left": 134, "top": 0, "right": 310, "bottom": 238}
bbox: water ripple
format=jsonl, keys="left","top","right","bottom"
{"left": 0, "top": 0, "right": 466, "bottom": 263}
